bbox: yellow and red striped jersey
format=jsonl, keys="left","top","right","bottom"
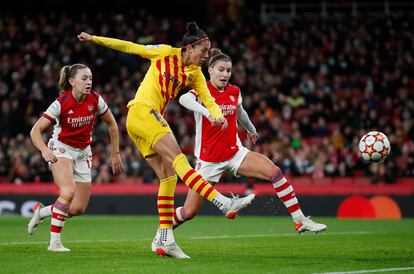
{"left": 91, "top": 36, "right": 222, "bottom": 118}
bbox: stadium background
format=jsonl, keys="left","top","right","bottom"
{"left": 0, "top": 0, "right": 413, "bottom": 217}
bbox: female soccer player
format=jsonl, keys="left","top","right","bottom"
{"left": 173, "top": 49, "right": 327, "bottom": 233}
{"left": 28, "top": 63, "right": 123, "bottom": 251}
{"left": 77, "top": 22, "right": 255, "bottom": 258}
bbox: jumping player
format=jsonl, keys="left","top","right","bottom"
{"left": 77, "top": 22, "right": 255, "bottom": 258}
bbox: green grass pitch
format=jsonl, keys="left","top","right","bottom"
{"left": 1, "top": 216, "right": 413, "bottom": 274}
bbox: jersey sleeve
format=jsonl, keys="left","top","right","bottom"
{"left": 237, "top": 92, "right": 242, "bottom": 107}
{"left": 97, "top": 95, "right": 109, "bottom": 116}
{"left": 191, "top": 68, "right": 223, "bottom": 119}
{"left": 92, "top": 35, "right": 173, "bottom": 59}
{"left": 42, "top": 100, "right": 60, "bottom": 122}
{"left": 179, "top": 91, "right": 210, "bottom": 117}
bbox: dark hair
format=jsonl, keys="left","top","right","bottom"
{"left": 182, "top": 21, "right": 209, "bottom": 48}
{"left": 58, "top": 63, "right": 89, "bottom": 93}
{"left": 208, "top": 48, "right": 232, "bottom": 67}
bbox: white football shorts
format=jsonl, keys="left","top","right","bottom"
{"left": 195, "top": 146, "right": 249, "bottom": 183}
{"left": 47, "top": 139, "right": 92, "bottom": 183}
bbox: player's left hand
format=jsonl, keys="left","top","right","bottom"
{"left": 215, "top": 116, "right": 228, "bottom": 130}
{"left": 247, "top": 132, "right": 258, "bottom": 144}
{"left": 111, "top": 153, "right": 123, "bottom": 175}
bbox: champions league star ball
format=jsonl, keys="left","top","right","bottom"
{"left": 359, "top": 131, "right": 391, "bottom": 162}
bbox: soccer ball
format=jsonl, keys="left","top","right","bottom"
{"left": 359, "top": 131, "right": 391, "bottom": 162}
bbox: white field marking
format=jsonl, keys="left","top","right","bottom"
{"left": 313, "top": 266, "right": 414, "bottom": 274}
{"left": 188, "top": 231, "right": 371, "bottom": 240}
{"left": 0, "top": 231, "right": 370, "bottom": 246}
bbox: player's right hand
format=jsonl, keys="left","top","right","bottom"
{"left": 41, "top": 149, "right": 57, "bottom": 164}
{"left": 77, "top": 32, "right": 92, "bottom": 42}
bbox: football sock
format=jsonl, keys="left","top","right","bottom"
{"left": 173, "top": 206, "right": 188, "bottom": 228}
{"left": 50, "top": 200, "right": 69, "bottom": 243}
{"left": 271, "top": 167, "right": 305, "bottom": 222}
{"left": 39, "top": 205, "right": 52, "bottom": 218}
{"left": 158, "top": 227, "right": 175, "bottom": 245}
{"left": 172, "top": 153, "right": 230, "bottom": 210}
{"left": 158, "top": 175, "right": 177, "bottom": 229}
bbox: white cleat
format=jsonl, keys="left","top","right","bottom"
{"left": 155, "top": 241, "right": 190, "bottom": 259}
{"left": 294, "top": 216, "right": 327, "bottom": 234}
{"left": 47, "top": 242, "right": 71, "bottom": 252}
{"left": 224, "top": 194, "right": 255, "bottom": 219}
{"left": 27, "top": 202, "right": 44, "bottom": 235}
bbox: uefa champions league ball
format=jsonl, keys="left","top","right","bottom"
{"left": 359, "top": 131, "right": 391, "bottom": 162}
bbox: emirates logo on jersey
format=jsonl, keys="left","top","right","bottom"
{"left": 67, "top": 114, "right": 94, "bottom": 128}
{"left": 219, "top": 104, "right": 237, "bottom": 116}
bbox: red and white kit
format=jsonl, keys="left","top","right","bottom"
{"left": 192, "top": 82, "right": 249, "bottom": 182}
{"left": 43, "top": 89, "right": 108, "bottom": 182}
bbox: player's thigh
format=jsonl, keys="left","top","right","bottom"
{"left": 50, "top": 157, "right": 76, "bottom": 191}
{"left": 127, "top": 103, "right": 173, "bottom": 158}
{"left": 237, "top": 151, "right": 276, "bottom": 180}
{"left": 152, "top": 133, "right": 182, "bottom": 164}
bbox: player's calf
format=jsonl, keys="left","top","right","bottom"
{"left": 172, "top": 206, "right": 195, "bottom": 229}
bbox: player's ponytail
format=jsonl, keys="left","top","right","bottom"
{"left": 208, "top": 48, "right": 232, "bottom": 68}
{"left": 58, "top": 63, "right": 88, "bottom": 94}
{"left": 182, "top": 21, "right": 209, "bottom": 49}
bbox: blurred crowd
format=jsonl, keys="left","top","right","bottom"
{"left": 1, "top": 8, "right": 413, "bottom": 184}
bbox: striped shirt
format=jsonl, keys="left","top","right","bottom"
{"left": 92, "top": 36, "right": 222, "bottom": 118}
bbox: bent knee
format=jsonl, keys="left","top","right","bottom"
{"left": 69, "top": 207, "right": 86, "bottom": 216}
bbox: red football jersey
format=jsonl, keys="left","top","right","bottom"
{"left": 194, "top": 82, "right": 242, "bottom": 162}
{"left": 43, "top": 89, "right": 108, "bottom": 149}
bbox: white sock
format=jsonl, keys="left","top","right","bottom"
{"left": 158, "top": 228, "right": 175, "bottom": 245}
{"left": 40, "top": 205, "right": 52, "bottom": 219}
{"left": 50, "top": 232, "right": 61, "bottom": 243}
{"left": 212, "top": 193, "right": 231, "bottom": 212}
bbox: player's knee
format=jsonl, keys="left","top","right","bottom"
{"left": 60, "top": 188, "right": 76, "bottom": 201}
{"left": 69, "top": 206, "right": 86, "bottom": 216}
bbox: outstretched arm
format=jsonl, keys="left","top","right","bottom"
{"left": 179, "top": 91, "right": 217, "bottom": 125}
{"left": 101, "top": 110, "right": 123, "bottom": 175}
{"left": 77, "top": 32, "right": 172, "bottom": 59}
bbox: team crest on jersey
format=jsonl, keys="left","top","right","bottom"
{"left": 88, "top": 105, "right": 94, "bottom": 112}
{"left": 229, "top": 95, "right": 235, "bottom": 102}
{"left": 187, "top": 74, "right": 193, "bottom": 82}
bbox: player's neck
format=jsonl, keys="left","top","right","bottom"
{"left": 72, "top": 90, "right": 86, "bottom": 103}
{"left": 210, "top": 82, "right": 226, "bottom": 91}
